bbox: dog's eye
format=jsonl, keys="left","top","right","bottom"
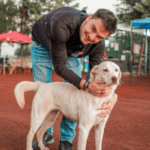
{"left": 115, "top": 69, "right": 118, "bottom": 72}
{"left": 103, "top": 69, "right": 108, "bottom": 72}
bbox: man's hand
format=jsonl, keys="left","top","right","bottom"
{"left": 88, "top": 80, "right": 112, "bottom": 98}
{"left": 96, "top": 94, "right": 118, "bottom": 118}
{"left": 79, "top": 79, "right": 118, "bottom": 118}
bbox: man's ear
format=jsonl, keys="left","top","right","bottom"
{"left": 90, "top": 65, "right": 99, "bottom": 80}
{"left": 86, "top": 14, "right": 93, "bottom": 21}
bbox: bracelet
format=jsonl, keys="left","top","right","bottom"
{"left": 84, "top": 81, "right": 90, "bottom": 92}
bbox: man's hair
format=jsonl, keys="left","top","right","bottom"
{"left": 92, "top": 9, "right": 117, "bottom": 34}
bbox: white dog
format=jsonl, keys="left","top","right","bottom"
{"left": 14, "top": 61, "right": 121, "bottom": 150}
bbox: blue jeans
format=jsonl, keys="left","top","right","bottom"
{"left": 30, "top": 41, "right": 82, "bottom": 142}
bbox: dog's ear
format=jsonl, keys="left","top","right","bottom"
{"left": 90, "top": 65, "right": 99, "bottom": 80}
{"left": 118, "top": 69, "right": 122, "bottom": 80}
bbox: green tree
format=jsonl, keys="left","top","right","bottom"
{"left": 136, "top": 0, "right": 150, "bottom": 18}
{"left": 18, "top": 0, "right": 44, "bottom": 35}
{"left": 115, "top": 0, "right": 144, "bottom": 24}
{"left": 0, "top": 0, "right": 18, "bottom": 33}
{"left": 1, "top": 0, "right": 86, "bottom": 36}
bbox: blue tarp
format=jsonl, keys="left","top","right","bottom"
{"left": 130, "top": 17, "right": 149, "bottom": 78}
{"left": 131, "top": 17, "right": 150, "bottom": 29}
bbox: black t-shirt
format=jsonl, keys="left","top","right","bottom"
{"left": 32, "top": 7, "right": 105, "bottom": 89}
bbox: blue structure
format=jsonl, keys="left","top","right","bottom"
{"left": 131, "top": 17, "right": 150, "bottom": 29}
{"left": 131, "top": 17, "right": 150, "bottom": 75}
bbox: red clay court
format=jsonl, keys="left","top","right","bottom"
{"left": 0, "top": 72, "right": 150, "bottom": 150}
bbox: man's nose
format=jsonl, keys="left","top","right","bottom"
{"left": 89, "top": 33, "right": 96, "bottom": 42}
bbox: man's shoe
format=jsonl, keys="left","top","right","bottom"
{"left": 58, "top": 140, "right": 73, "bottom": 150}
{"left": 32, "top": 132, "right": 54, "bottom": 150}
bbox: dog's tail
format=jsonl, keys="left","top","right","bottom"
{"left": 14, "top": 81, "right": 43, "bottom": 109}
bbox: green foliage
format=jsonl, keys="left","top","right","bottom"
{"left": 14, "top": 45, "right": 31, "bottom": 56}
{"left": 0, "top": 0, "right": 18, "bottom": 33}
{"left": 115, "top": 0, "right": 149, "bottom": 24}
{"left": 136, "top": 0, "right": 150, "bottom": 18}
{"left": 0, "top": 0, "right": 87, "bottom": 36}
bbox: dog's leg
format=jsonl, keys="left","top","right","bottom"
{"left": 77, "top": 123, "right": 92, "bottom": 150}
{"left": 94, "top": 118, "right": 108, "bottom": 150}
{"left": 37, "top": 110, "right": 60, "bottom": 150}
{"left": 26, "top": 109, "right": 49, "bottom": 150}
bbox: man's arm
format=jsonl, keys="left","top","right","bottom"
{"left": 50, "top": 20, "right": 83, "bottom": 89}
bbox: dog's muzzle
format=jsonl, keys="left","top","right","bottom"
{"left": 112, "top": 76, "right": 117, "bottom": 83}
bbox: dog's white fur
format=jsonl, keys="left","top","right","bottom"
{"left": 14, "top": 61, "right": 121, "bottom": 150}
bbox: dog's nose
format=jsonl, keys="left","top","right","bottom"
{"left": 112, "top": 76, "right": 117, "bottom": 83}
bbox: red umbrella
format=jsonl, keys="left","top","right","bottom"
{"left": 0, "top": 31, "right": 31, "bottom": 75}
{"left": 0, "top": 31, "right": 31, "bottom": 44}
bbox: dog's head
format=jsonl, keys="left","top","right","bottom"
{"left": 89, "top": 61, "right": 121, "bottom": 86}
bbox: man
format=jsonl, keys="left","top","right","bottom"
{"left": 31, "top": 7, "right": 117, "bottom": 150}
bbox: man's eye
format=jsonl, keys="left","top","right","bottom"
{"left": 92, "top": 26, "right": 96, "bottom": 31}
{"left": 97, "top": 36, "right": 102, "bottom": 40}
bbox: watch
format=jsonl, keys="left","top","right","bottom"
{"left": 84, "top": 81, "right": 90, "bottom": 92}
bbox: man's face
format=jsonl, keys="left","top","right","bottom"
{"left": 80, "top": 15, "right": 110, "bottom": 44}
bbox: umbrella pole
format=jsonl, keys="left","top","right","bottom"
{"left": 3, "top": 57, "right": 5, "bottom": 75}
{"left": 3, "top": 44, "right": 5, "bottom": 75}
